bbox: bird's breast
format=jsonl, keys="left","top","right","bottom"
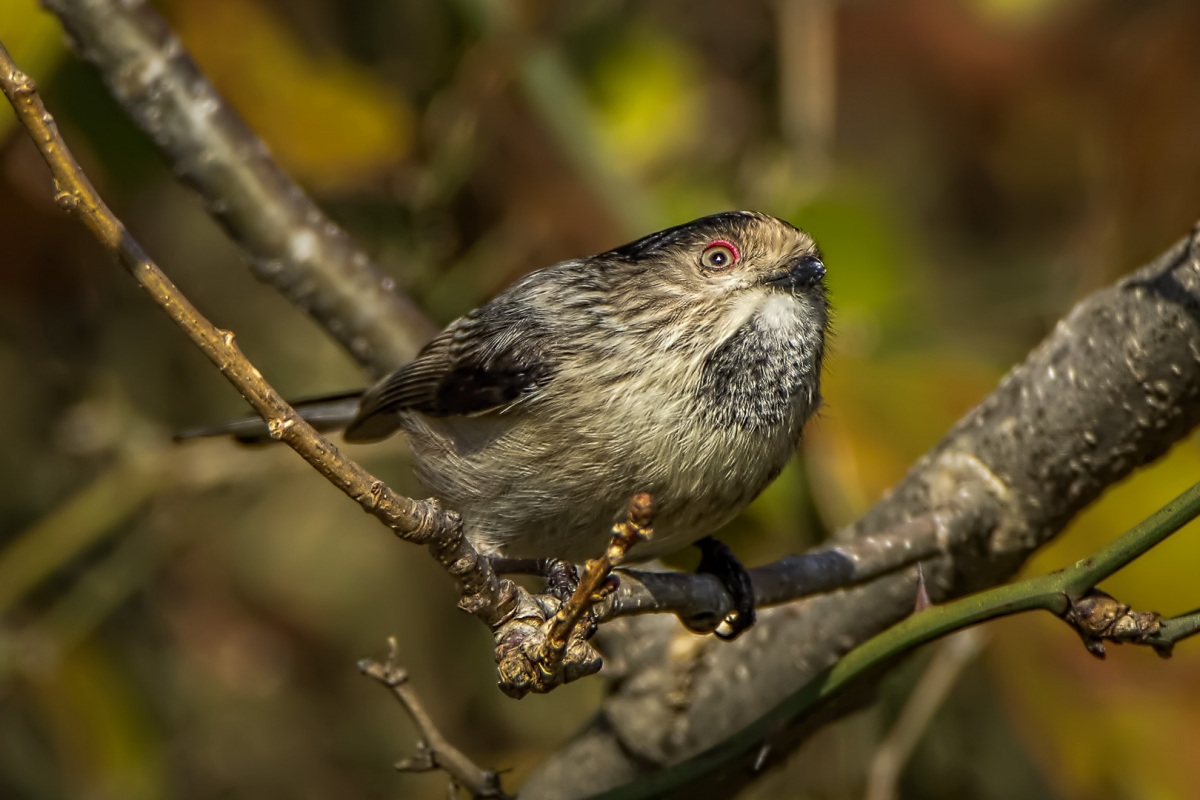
{"left": 692, "top": 292, "right": 822, "bottom": 434}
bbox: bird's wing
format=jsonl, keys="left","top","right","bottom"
{"left": 344, "top": 306, "right": 557, "bottom": 441}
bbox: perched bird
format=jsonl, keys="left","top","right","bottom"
{"left": 182, "top": 211, "right": 829, "bottom": 636}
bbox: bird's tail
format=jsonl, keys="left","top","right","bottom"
{"left": 174, "top": 390, "right": 365, "bottom": 444}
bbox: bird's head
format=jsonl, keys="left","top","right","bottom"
{"left": 601, "top": 210, "right": 828, "bottom": 331}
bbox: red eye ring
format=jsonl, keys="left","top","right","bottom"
{"left": 700, "top": 239, "right": 740, "bottom": 271}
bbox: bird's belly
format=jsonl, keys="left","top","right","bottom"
{"left": 405, "top": 401, "right": 799, "bottom": 563}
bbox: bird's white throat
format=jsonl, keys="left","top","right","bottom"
{"left": 756, "top": 293, "right": 801, "bottom": 330}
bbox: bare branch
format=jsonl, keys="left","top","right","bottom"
{"left": 0, "top": 38, "right": 516, "bottom": 639}
{"left": 491, "top": 494, "right": 654, "bottom": 699}
{"left": 43, "top": 0, "right": 436, "bottom": 374}
{"left": 538, "top": 495, "right": 652, "bottom": 681}
{"left": 359, "top": 638, "right": 511, "bottom": 800}
{"left": 1147, "top": 609, "right": 1200, "bottom": 655}
{"left": 600, "top": 514, "right": 943, "bottom": 625}
{"left": 865, "top": 630, "right": 987, "bottom": 800}
{"left": 547, "top": 494, "right": 652, "bottom": 652}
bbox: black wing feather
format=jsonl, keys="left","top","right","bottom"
{"left": 344, "top": 306, "right": 556, "bottom": 441}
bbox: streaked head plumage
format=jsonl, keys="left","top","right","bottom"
{"left": 602, "top": 211, "right": 825, "bottom": 300}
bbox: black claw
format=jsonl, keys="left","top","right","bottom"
{"left": 544, "top": 558, "right": 581, "bottom": 602}
{"left": 695, "top": 536, "right": 756, "bottom": 639}
{"left": 541, "top": 558, "right": 596, "bottom": 639}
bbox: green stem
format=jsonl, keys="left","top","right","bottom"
{"left": 1149, "top": 609, "right": 1200, "bottom": 647}
{"left": 588, "top": 480, "right": 1200, "bottom": 800}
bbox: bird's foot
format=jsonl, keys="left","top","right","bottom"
{"left": 487, "top": 556, "right": 582, "bottom": 603}
{"left": 694, "top": 536, "right": 756, "bottom": 640}
{"left": 543, "top": 558, "right": 582, "bottom": 603}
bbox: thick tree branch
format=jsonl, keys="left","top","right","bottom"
{"left": 583, "top": 479, "right": 1200, "bottom": 799}
{"left": 522, "top": 229, "right": 1200, "bottom": 798}
{"left": 601, "top": 515, "right": 943, "bottom": 626}
{"left": 43, "top": 0, "right": 436, "bottom": 375}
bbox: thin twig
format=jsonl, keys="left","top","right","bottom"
{"left": 540, "top": 494, "right": 654, "bottom": 674}
{"left": 1147, "top": 609, "right": 1200, "bottom": 654}
{"left": 359, "top": 638, "right": 511, "bottom": 799}
{"left": 0, "top": 39, "right": 516, "bottom": 633}
{"left": 489, "top": 495, "right": 655, "bottom": 699}
{"left": 864, "top": 630, "right": 987, "bottom": 800}
{"left": 43, "top": 0, "right": 435, "bottom": 375}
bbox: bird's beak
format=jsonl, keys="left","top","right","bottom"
{"left": 765, "top": 255, "right": 825, "bottom": 291}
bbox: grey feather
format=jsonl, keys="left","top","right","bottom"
{"left": 174, "top": 391, "right": 363, "bottom": 444}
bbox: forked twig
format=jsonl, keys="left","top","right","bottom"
{"left": 359, "top": 638, "right": 511, "bottom": 799}
{"left": 492, "top": 494, "right": 655, "bottom": 698}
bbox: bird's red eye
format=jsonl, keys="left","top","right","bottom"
{"left": 700, "top": 240, "right": 740, "bottom": 271}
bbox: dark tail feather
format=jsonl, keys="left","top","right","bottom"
{"left": 175, "top": 390, "right": 365, "bottom": 444}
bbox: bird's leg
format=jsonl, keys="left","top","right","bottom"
{"left": 488, "top": 556, "right": 581, "bottom": 602}
{"left": 694, "top": 536, "right": 756, "bottom": 639}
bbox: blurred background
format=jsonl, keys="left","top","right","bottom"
{"left": 2, "top": 0, "right": 1200, "bottom": 797}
